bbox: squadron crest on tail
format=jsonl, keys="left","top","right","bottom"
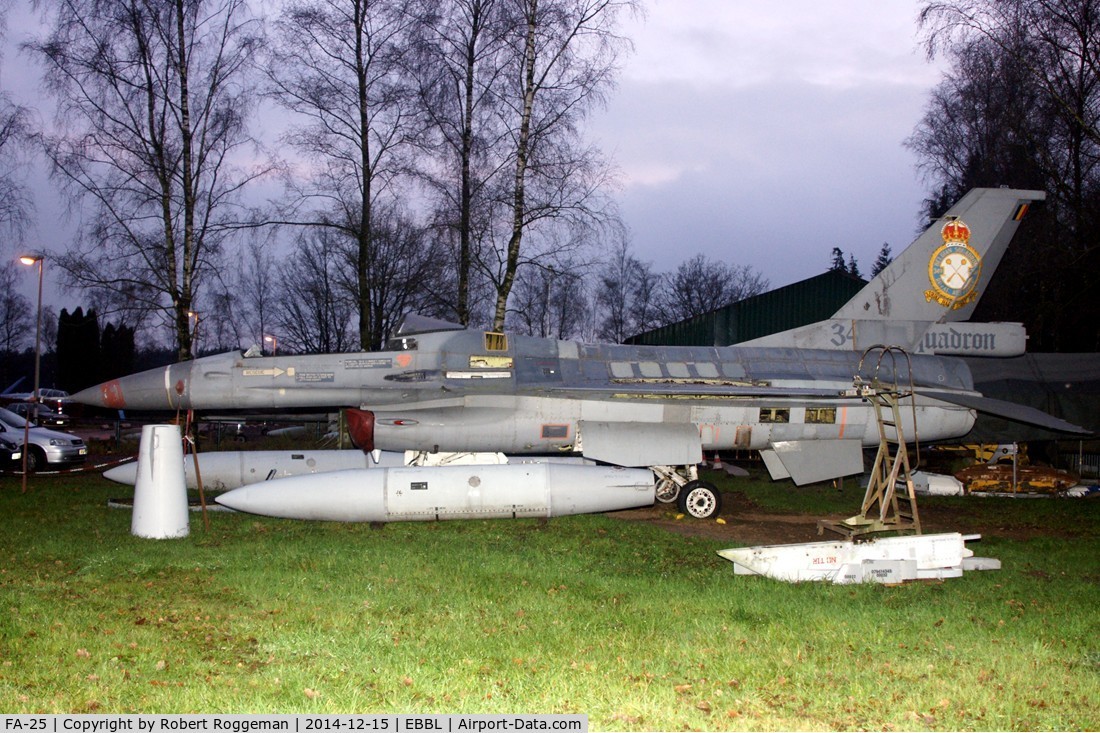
{"left": 926, "top": 218, "right": 980, "bottom": 309}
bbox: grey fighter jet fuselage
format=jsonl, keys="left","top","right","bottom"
{"left": 72, "top": 323, "right": 1050, "bottom": 487}
{"left": 73, "top": 188, "right": 1086, "bottom": 492}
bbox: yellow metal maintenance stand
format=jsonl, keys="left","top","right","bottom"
{"left": 819, "top": 346, "right": 922, "bottom": 539}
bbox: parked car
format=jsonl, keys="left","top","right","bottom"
{"left": 7, "top": 402, "right": 72, "bottom": 428}
{"left": 34, "top": 389, "right": 73, "bottom": 415}
{"left": 0, "top": 407, "right": 87, "bottom": 472}
{"left": 0, "top": 434, "right": 21, "bottom": 469}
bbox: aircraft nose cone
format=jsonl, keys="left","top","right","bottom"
{"left": 72, "top": 379, "right": 128, "bottom": 409}
{"left": 103, "top": 461, "right": 139, "bottom": 485}
{"left": 71, "top": 365, "right": 179, "bottom": 411}
{"left": 214, "top": 486, "right": 251, "bottom": 513}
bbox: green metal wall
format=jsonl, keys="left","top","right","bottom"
{"left": 627, "top": 270, "right": 865, "bottom": 347}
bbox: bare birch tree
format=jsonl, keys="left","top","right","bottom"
{"left": 488, "top": 0, "right": 635, "bottom": 331}
{"left": 0, "top": 3, "right": 32, "bottom": 241}
{"left": 265, "top": 0, "right": 424, "bottom": 349}
{"left": 28, "top": 0, "right": 268, "bottom": 360}
{"left": 0, "top": 96, "right": 31, "bottom": 239}
{"left": 411, "top": 0, "right": 511, "bottom": 326}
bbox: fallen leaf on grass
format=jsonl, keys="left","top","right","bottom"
{"left": 609, "top": 713, "right": 641, "bottom": 725}
{"left": 907, "top": 711, "right": 936, "bottom": 725}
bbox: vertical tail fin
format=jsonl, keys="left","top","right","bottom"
{"left": 743, "top": 188, "right": 1045, "bottom": 353}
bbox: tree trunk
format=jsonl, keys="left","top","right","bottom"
{"left": 492, "top": 0, "right": 538, "bottom": 332}
{"left": 175, "top": 0, "right": 196, "bottom": 361}
{"left": 356, "top": 0, "right": 375, "bottom": 350}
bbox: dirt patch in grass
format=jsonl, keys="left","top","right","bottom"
{"left": 608, "top": 489, "right": 1071, "bottom": 546}
{"left": 608, "top": 492, "right": 823, "bottom": 545}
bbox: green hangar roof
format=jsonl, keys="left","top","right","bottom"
{"left": 626, "top": 270, "right": 866, "bottom": 347}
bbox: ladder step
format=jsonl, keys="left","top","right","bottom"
{"left": 857, "top": 372, "right": 920, "bottom": 534}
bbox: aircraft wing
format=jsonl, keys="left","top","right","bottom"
{"left": 546, "top": 383, "right": 848, "bottom": 400}
{"left": 558, "top": 381, "right": 1089, "bottom": 435}
{"left": 917, "top": 389, "right": 1091, "bottom": 434}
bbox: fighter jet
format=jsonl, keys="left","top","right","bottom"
{"left": 72, "top": 188, "right": 1085, "bottom": 520}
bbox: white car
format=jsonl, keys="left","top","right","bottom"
{"left": 0, "top": 407, "right": 87, "bottom": 472}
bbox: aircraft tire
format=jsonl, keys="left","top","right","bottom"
{"left": 677, "top": 480, "right": 721, "bottom": 519}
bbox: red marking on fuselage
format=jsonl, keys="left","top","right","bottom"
{"left": 345, "top": 408, "right": 376, "bottom": 453}
{"left": 101, "top": 380, "right": 126, "bottom": 409}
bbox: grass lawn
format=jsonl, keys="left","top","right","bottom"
{"left": 1, "top": 466, "right": 1098, "bottom": 730}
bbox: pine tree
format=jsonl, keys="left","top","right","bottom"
{"left": 829, "top": 247, "right": 846, "bottom": 271}
{"left": 56, "top": 307, "right": 102, "bottom": 392}
{"left": 846, "top": 254, "right": 861, "bottom": 278}
{"left": 101, "top": 323, "right": 135, "bottom": 382}
{"left": 871, "top": 243, "right": 892, "bottom": 276}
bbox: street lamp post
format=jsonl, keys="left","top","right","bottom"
{"left": 18, "top": 254, "right": 44, "bottom": 494}
{"left": 188, "top": 311, "right": 200, "bottom": 356}
{"left": 264, "top": 334, "right": 278, "bottom": 355}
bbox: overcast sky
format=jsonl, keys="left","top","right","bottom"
{"left": 7, "top": 0, "right": 945, "bottom": 312}
{"left": 589, "top": 0, "right": 944, "bottom": 287}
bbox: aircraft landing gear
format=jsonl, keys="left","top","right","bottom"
{"left": 651, "top": 465, "right": 695, "bottom": 504}
{"left": 650, "top": 465, "right": 722, "bottom": 519}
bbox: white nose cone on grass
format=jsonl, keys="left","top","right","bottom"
{"left": 131, "top": 424, "right": 189, "bottom": 539}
